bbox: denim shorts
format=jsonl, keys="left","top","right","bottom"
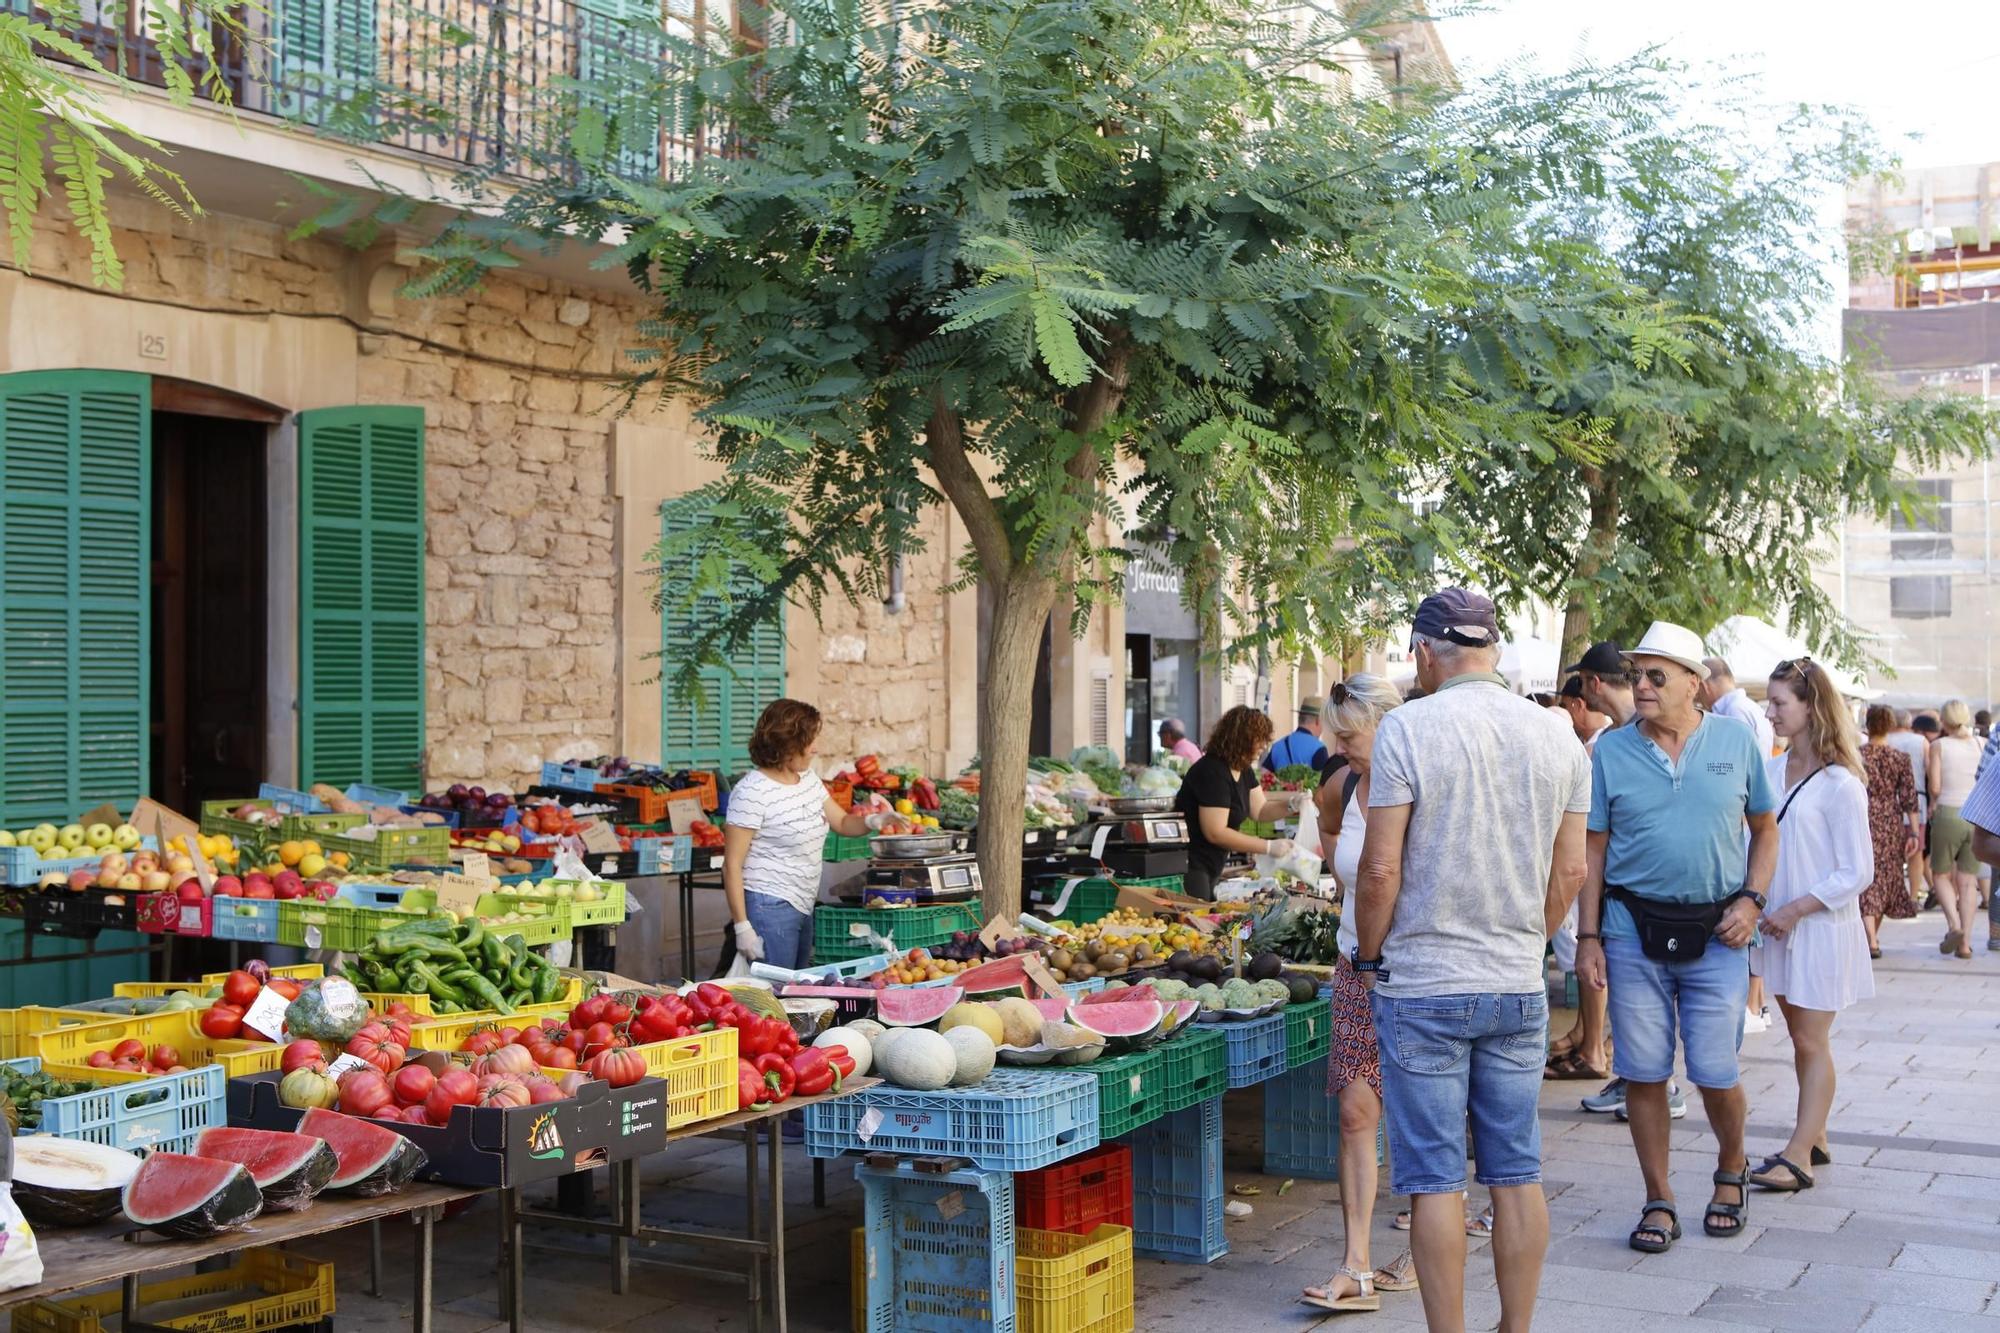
{"left": 1603, "top": 930, "right": 1749, "bottom": 1089}
{"left": 1370, "top": 991, "right": 1548, "bottom": 1195}
{"left": 744, "top": 893, "right": 814, "bottom": 971}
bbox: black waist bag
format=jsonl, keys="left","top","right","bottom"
{"left": 1607, "top": 886, "right": 1726, "bottom": 963}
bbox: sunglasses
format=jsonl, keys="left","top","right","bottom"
{"left": 1331, "top": 682, "right": 1351, "bottom": 706}
{"left": 1633, "top": 667, "right": 1684, "bottom": 689}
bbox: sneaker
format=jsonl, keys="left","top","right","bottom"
{"left": 1614, "top": 1084, "right": 1687, "bottom": 1121}
{"left": 1742, "top": 1009, "right": 1769, "bottom": 1035}
{"left": 1580, "top": 1078, "right": 1627, "bottom": 1113}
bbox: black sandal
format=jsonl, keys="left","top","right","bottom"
{"left": 1749, "top": 1154, "right": 1814, "bottom": 1192}
{"left": 1629, "top": 1200, "right": 1680, "bottom": 1253}
{"left": 1543, "top": 1051, "right": 1609, "bottom": 1081}
{"left": 1705, "top": 1169, "right": 1750, "bottom": 1236}
{"left": 1810, "top": 1145, "right": 1832, "bottom": 1167}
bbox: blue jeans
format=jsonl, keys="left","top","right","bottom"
{"left": 744, "top": 893, "right": 813, "bottom": 971}
{"left": 1370, "top": 991, "right": 1548, "bottom": 1195}
{"left": 1603, "top": 930, "right": 1749, "bottom": 1089}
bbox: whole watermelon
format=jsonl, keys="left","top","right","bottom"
{"left": 285, "top": 978, "right": 370, "bottom": 1043}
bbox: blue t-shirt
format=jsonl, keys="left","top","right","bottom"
{"left": 1263, "top": 729, "right": 1328, "bottom": 773}
{"left": 1590, "top": 713, "right": 1776, "bottom": 939}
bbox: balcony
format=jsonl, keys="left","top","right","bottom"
{"left": 29, "top": 0, "right": 754, "bottom": 181}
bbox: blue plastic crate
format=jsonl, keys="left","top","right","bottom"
{"left": 806, "top": 1068, "right": 1098, "bottom": 1173}
{"left": 1261, "top": 1060, "right": 1386, "bottom": 1180}
{"left": 540, "top": 761, "right": 606, "bottom": 792}
{"left": 859, "top": 1159, "right": 1015, "bottom": 1333}
{"left": 1, "top": 837, "right": 162, "bottom": 887}
{"left": 1118, "top": 1097, "right": 1225, "bottom": 1264}
{"left": 636, "top": 835, "right": 693, "bottom": 875}
{"left": 210, "top": 898, "right": 280, "bottom": 943}
{"left": 257, "top": 782, "right": 328, "bottom": 814}
{"left": 1060, "top": 977, "right": 1107, "bottom": 999}
{"left": 346, "top": 783, "right": 410, "bottom": 807}
{"left": 400, "top": 803, "right": 460, "bottom": 828}
{"left": 1220, "top": 1012, "right": 1287, "bottom": 1089}
{"left": 6, "top": 1055, "right": 226, "bottom": 1156}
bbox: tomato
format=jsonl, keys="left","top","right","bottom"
{"left": 582, "top": 1021, "right": 617, "bottom": 1055}
{"left": 112, "top": 1058, "right": 144, "bottom": 1072}
{"left": 269, "top": 979, "right": 302, "bottom": 1001}
{"left": 111, "top": 1038, "right": 145, "bottom": 1063}
{"left": 542, "top": 1045, "right": 577, "bottom": 1070}
{"left": 586, "top": 1048, "right": 646, "bottom": 1089}
{"left": 498, "top": 1027, "right": 521, "bottom": 1046}
{"left": 528, "top": 1078, "right": 566, "bottom": 1105}
{"left": 86, "top": 1050, "right": 112, "bottom": 1068}
{"left": 564, "top": 1029, "right": 589, "bottom": 1056}
{"left": 280, "top": 1040, "right": 326, "bottom": 1074}
{"left": 221, "top": 970, "right": 262, "bottom": 1009}
{"left": 346, "top": 1025, "right": 406, "bottom": 1077}
{"left": 392, "top": 1064, "right": 436, "bottom": 1107}
{"left": 199, "top": 1004, "right": 244, "bottom": 1039}
{"left": 477, "top": 1044, "right": 537, "bottom": 1078}
{"left": 337, "top": 1068, "right": 393, "bottom": 1117}
{"left": 477, "top": 1075, "right": 531, "bottom": 1109}
{"left": 461, "top": 1029, "right": 504, "bottom": 1056}
{"left": 149, "top": 1044, "right": 180, "bottom": 1070}
{"left": 599, "top": 998, "right": 632, "bottom": 1026}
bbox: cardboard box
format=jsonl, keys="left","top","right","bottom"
{"left": 1114, "top": 883, "right": 1212, "bottom": 916}
{"left": 226, "top": 1063, "right": 669, "bottom": 1188}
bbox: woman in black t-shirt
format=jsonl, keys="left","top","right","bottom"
{"left": 1174, "top": 706, "right": 1303, "bottom": 898}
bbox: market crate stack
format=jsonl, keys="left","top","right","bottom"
{"left": 1015, "top": 1143, "right": 1134, "bottom": 1234}
{"left": 806, "top": 1068, "right": 1100, "bottom": 1172}
{"left": 858, "top": 1158, "right": 1016, "bottom": 1333}
{"left": 1262, "top": 1058, "right": 1386, "bottom": 1180}
{"left": 1116, "top": 1096, "right": 1226, "bottom": 1265}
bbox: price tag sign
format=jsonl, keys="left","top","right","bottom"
{"left": 857, "top": 1107, "right": 884, "bottom": 1143}
{"left": 935, "top": 1190, "right": 965, "bottom": 1222}
{"left": 325, "top": 1052, "right": 372, "bottom": 1080}
{"left": 580, "top": 821, "right": 622, "bottom": 854}
{"left": 435, "top": 873, "right": 487, "bottom": 916}
{"left": 462, "top": 852, "right": 493, "bottom": 881}
{"left": 242, "top": 986, "right": 292, "bottom": 1041}
{"left": 667, "top": 795, "right": 703, "bottom": 834}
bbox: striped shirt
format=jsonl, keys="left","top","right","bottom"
{"left": 1959, "top": 731, "right": 2000, "bottom": 838}
{"left": 726, "top": 770, "right": 829, "bottom": 911}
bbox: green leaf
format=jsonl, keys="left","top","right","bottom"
{"left": 1029, "top": 290, "right": 1090, "bottom": 386}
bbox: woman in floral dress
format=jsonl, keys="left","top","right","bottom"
{"left": 1860, "top": 704, "right": 1920, "bottom": 957}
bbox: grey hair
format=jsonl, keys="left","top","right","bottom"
{"left": 1894, "top": 708, "right": 1913, "bottom": 728}
{"left": 1702, "top": 657, "right": 1733, "bottom": 682}
{"left": 1327, "top": 674, "right": 1402, "bottom": 734}
{"left": 1411, "top": 630, "right": 1501, "bottom": 671}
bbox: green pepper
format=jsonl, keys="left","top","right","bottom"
{"left": 456, "top": 917, "right": 485, "bottom": 953}
{"left": 531, "top": 957, "right": 562, "bottom": 1005}
{"left": 480, "top": 933, "right": 508, "bottom": 976}
{"left": 457, "top": 972, "right": 514, "bottom": 1015}
{"left": 408, "top": 960, "right": 468, "bottom": 1007}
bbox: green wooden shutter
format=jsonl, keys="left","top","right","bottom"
{"left": 274, "top": 0, "right": 378, "bottom": 126}
{"left": 0, "top": 372, "right": 151, "bottom": 827}
{"left": 575, "top": 0, "right": 663, "bottom": 180}
{"left": 299, "top": 407, "right": 425, "bottom": 791}
{"left": 660, "top": 496, "right": 786, "bottom": 774}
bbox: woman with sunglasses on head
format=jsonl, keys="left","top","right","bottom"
{"left": 1748, "top": 658, "right": 1873, "bottom": 1193}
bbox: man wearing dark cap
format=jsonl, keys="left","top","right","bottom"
{"left": 1263, "top": 700, "right": 1328, "bottom": 773}
{"left": 1565, "top": 641, "right": 1637, "bottom": 730}
{"left": 1349, "top": 588, "right": 1590, "bottom": 1332}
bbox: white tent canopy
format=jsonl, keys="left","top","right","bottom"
{"left": 1705, "top": 616, "right": 1881, "bottom": 701}
{"left": 1498, "top": 636, "right": 1561, "bottom": 695}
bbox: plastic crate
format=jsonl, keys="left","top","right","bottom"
{"left": 1015, "top": 1225, "right": 1133, "bottom": 1333}
{"left": 198, "top": 798, "right": 363, "bottom": 844}
{"left": 32, "top": 1010, "right": 284, "bottom": 1082}
{"left": 1019, "top": 1047, "right": 1162, "bottom": 1140}
{"left": 1016, "top": 1143, "right": 1133, "bottom": 1235}
{"left": 655, "top": 1024, "right": 739, "bottom": 1128}
{"left": 593, "top": 782, "right": 669, "bottom": 823}
{"left": 806, "top": 1068, "right": 1099, "bottom": 1172}
{"left": 0, "top": 1009, "right": 132, "bottom": 1062}
{"left": 1060, "top": 977, "right": 1106, "bottom": 999}
{"left": 10, "top": 1246, "right": 334, "bottom": 1333}
{"left": 1283, "top": 997, "right": 1332, "bottom": 1069}
{"left": 210, "top": 897, "right": 281, "bottom": 943}
{"left": 1, "top": 837, "right": 161, "bottom": 888}
{"left": 1031, "top": 878, "right": 1118, "bottom": 924}
{"left": 356, "top": 990, "right": 437, "bottom": 1017}
{"left": 1118, "top": 1097, "right": 1226, "bottom": 1264}
{"left": 813, "top": 902, "right": 983, "bottom": 963}
{"left": 207, "top": 964, "right": 323, "bottom": 984}
{"left": 109, "top": 963, "right": 321, "bottom": 1002}
{"left": 2, "top": 1054, "right": 225, "bottom": 1156}
{"left": 1154, "top": 1026, "right": 1227, "bottom": 1112}
{"left": 258, "top": 782, "right": 328, "bottom": 814}
{"left": 1261, "top": 1057, "right": 1370, "bottom": 1181}
{"left": 636, "top": 834, "right": 693, "bottom": 875}
{"left": 824, "top": 831, "right": 873, "bottom": 862}
{"left": 21, "top": 891, "right": 139, "bottom": 938}
{"left": 540, "top": 760, "right": 607, "bottom": 792}
{"left": 490, "top": 881, "right": 625, "bottom": 930}
{"left": 1220, "top": 1012, "right": 1287, "bottom": 1088}
{"left": 321, "top": 823, "right": 452, "bottom": 870}
{"left": 470, "top": 892, "right": 570, "bottom": 946}
{"left": 859, "top": 1158, "right": 1015, "bottom": 1333}
{"left": 277, "top": 899, "right": 438, "bottom": 952}
{"left": 346, "top": 783, "right": 410, "bottom": 807}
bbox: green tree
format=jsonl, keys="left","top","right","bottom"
{"left": 0, "top": 0, "right": 253, "bottom": 288}
{"left": 1426, "top": 66, "right": 1991, "bottom": 665}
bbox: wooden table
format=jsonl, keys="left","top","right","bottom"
{"left": 510, "top": 1079, "right": 877, "bottom": 1333}
{"left": 0, "top": 1182, "right": 484, "bottom": 1332}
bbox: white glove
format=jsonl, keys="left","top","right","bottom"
{"left": 1265, "top": 838, "right": 1297, "bottom": 860}
{"left": 732, "top": 919, "right": 765, "bottom": 961}
{"left": 863, "top": 812, "right": 896, "bottom": 832}
{"left": 1281, "top": 790, "right": 1307, "bottom": 812}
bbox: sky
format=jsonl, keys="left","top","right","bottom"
{"left": 1438, "top": 1, "right": 2000, "bottom": 174}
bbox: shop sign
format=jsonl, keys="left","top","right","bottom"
{"left": 1124, "top": 545, "right": 1198, "bottom": 638}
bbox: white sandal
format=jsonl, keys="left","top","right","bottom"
{"left": 1300, "top": 1265, "right": 1382, "bottom": 1312}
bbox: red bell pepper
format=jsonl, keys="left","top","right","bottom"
{"left": 695, "top": 983, "right": 734, "bottom": 1013}
{"left": 754, "top": 1052, "right": 796, "bottom": 1103}
{"left": 856, "top": 754, "right": 883, "bottom": 780}
{"left": 790, "top": 1047, "right": 837, "bottom": 1097}
{"left": 738, "top": 1057, "right": 773, "bottom": 1111}
{"left": 769, "top": 1016, "right": 800, "bottom": 1056}
{"left": 913, "top": 777, "right": 940, "bottom": 812}
{"left": 822, "top": 1045, "right": 856, "bottom": 1081}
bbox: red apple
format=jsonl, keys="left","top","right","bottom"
{"left": 309, "top": 880, "right": 339, "bottom": 901}
{"left": 175, "top": 880, "right": 206, "bottom": 902}
{"left": 246, "top": 880, "right": 275, "bottom": 899}
{"left": 210, "top": 875, "right": 242, "bottom": 897}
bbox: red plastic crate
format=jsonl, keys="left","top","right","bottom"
{"left": 1015, "top": 1142, "right": 1133, "bottom": 1235}
{"left": 136, "top": 892, "right": 213, "bottom": 937}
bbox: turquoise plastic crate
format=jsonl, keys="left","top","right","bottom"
{"left": 1261, "top": 1058, "right": 1386, "bottom": 1181}
{"left": 1118, "top": 1097, "right": 1225, "bottom": 1264}
{"left": 806, "top": 1069, "right": 1098, "bottom": 1172}
{"left": 1, "top": 837, "right": 162, "bottom": 888}
{"left": 5, "top": 1055, "right": 226, "bottom": 1156}
{"left": 258, "top": 782, "right": 328, "bottom": 814}
{"left": 635, "top": 835, "right": 692, "bottom": 875}
{"left": 540, "top": 760, "right": 606, "bottom": 792}
{"left": 859, "top": 1158, "right": 1015, "bottom": 1333}
{"left": 210, "top": 898, "right": 280, "bottom": 943}
{"left": 1220, "top": 1012, "right": 1288, "bottom": 1088}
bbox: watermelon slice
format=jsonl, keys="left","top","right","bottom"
{"left": 952, "top": 957, "right": 1033, "bottom": 999}
{"left": 298, "top": 1107, "right": 427, "bottom": 1196}
{"left": 11, "top": 1138, "right": 141, "bottom": 1227}
{"left": 1029, "top": 997, "right": 1069, "bottom": 1023}
{"left": 194, "top": 1126, "right": 339, "bottom": 1212}
{"left": 875, "top": 985, "right": 963, "bottom": 1027}
{"left": 122, "top": 1153, "right": 264, "bottom": 1238}
{"left": 1066, "top": 996, "right": 1167, "bottom": 1050}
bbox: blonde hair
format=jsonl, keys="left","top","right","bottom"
{"left": 1940, "top": 698, "right": 1974, "bottom": 738}
{"left": 1327, "top": 674, "right": 1401, "bottom": 735}
{"left": 1769, "top": 660, "right": 1862, "bottom": 778}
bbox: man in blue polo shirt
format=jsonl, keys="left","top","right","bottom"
{"left": 1574, "top": 620, "right": 1777, "bottom": 1258}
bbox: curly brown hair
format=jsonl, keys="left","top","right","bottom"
{"left": 748, "top": 698, "right": 822, "bottom": 769}
{"left": 1204, "top": 706, "right": 1274, "bottom": 770}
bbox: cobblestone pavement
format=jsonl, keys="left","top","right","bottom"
{"left": 309, "top": 914, "right": 1997, "bottom": 1331}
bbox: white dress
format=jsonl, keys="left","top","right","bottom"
{"left": 1756, "top": 758, "right": 1875, "bottom": 1012}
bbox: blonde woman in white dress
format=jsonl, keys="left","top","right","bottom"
{"left": 1749, "top": 657, "right": 1873, "bottom": 1193}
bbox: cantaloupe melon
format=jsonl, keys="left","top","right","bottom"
{"left": 938, "top": 1003, "right": 1005, "bottom": 1046}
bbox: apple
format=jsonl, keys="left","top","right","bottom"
{"left": 275, "top": 878, "right": 306, "bottom": 901}
{"left": 96, "top": 867, "right": 121, "bottom": 888}
{"left": 0, "top": 830, "right": 14, "bottom": 848}
{"left": 26, "top": 825, "right": 58, "bottom": 853}
{"left": 51, "top": 870, "right": 80, "bottom": 890}
{"left": 140, "top": 870, "right": 170, "bottom": 892}
{"left": 98, "top": 852, "right": 127, "bottom": 877}
{"left": 83, "top": 823, "right": 113, "bottom": 849}
{"left": 130, "top": 850, "right": 158, "bottom": 873}
{"left": 165, "top": 853, "right": 194, "bottom": 875}
{"left": 245, "top": 880, "right": 275, "bottom": 900}
{"left": 115, "top": 872, "right": 141, "bottom": 891}
{"left": 111, "top": 823, "right": 141, "bottom": 850}
{"left": 56, "top": 824, "right": 85, "bottom": 849}
{"left": 308, "top": 880, "right": 338, "bottom": 901}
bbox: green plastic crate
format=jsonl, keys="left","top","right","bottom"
{"left": 487, "top": 881, "right": 625, "bottom": 929}
{"left": 812, "top": 902, "right": 983, "bottom": 962}
{"left": 199, "top": 799, "right": 365, "bottom": 844}
{"left": 1070, "top": 1047, "right": 1167, "bottom": 1138}
{"left": 277, "top": 899, "right": 441, "bottom": 952}
{"left": 1156, "top": 1026, "right": 1227, "bottom": 1113}
{"left": 1033, "top": 874, "right": 1184, "bottom": 925}
{"left": 824, "top": 831, "right": 872, "bottom": 862}
{"left": 469, "top": 892, "right": 571, "bottom": 946}
{"left": 1283, "top": 997, "right": 1332, "bottom": 1069}
{"left": 321, "top": 823, "right": 452, "bottom": 870}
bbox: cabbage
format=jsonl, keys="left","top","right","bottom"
{"left": 1125, "top": 766, "right": 1181, "bottom": 798}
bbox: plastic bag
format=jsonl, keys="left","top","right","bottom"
{"left": 0, "top": 1182, "right": 42, "bottom": 1293}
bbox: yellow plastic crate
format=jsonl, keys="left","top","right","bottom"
{"left": 1015, "top": 1226, "right": 1133, "bottom": 1333}
{"left": 657, "top": 1024, "right": 738, "bottom": 1129}
{"left": 0, "top": 1008, "right": 133, "bottom": 1062}
{"left": 406, "top": 1001, "right": 576, "bottom": 1052}
{"left": 204, "top": 964, "right": 323, "bottom": 984}
{"left": 357, "top": 989, "right": 437, "bottom": 1017}
{"left": 35, "top": 1012, "right": 285, "bottom": 1083}
{"left": 111, "top": 964, "right": 326, "bottom": 1002}
{"left": 10, "top": 1246, "right": 334, "bottom": 1333}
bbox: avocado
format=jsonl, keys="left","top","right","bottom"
{"left": 1247, "top": 951, "right": 1284, "bottom": 981}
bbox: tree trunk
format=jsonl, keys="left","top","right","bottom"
{"left": 975, "top": 568, "right": 1061, "bottom": 919}
{"left": 1560, "top": 467, "right": 1620, "bottom": 666}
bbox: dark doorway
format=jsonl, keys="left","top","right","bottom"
{"left": 150, "top": 411, "right": 268, "bottom": 811}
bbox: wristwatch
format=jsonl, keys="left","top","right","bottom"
{"left": 1350, "top": 952, "right": 1383, "bottom": 974}
{"left": 1735, "top": 890, "right": 1768, "bottom": 911}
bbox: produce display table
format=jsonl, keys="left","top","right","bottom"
{"left": 510, "top": 1078, "right": 877, "bottom": 1333}
{"left": 0, "top": 1181, "right": 484, "bottom": 1333}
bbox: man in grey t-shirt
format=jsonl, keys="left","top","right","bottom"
{"left": 1352, "top": 588, "right": 1590, "bottom": 1333}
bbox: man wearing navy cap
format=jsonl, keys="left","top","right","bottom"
{"left": 1345, "top": 588, "right": 1590, "bottom": 1332}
